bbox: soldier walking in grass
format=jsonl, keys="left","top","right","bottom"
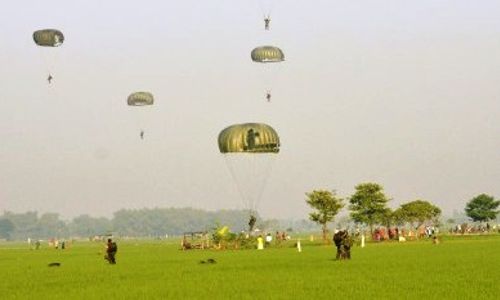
{"left": 333, "top": 230, "right": 352, "bottom": 260}
{"left": 333, "top": 230, "right": 343, "bottom": 259}
{"left": 340, "top": 232, "right": 353, "bottom": 259}
{"left": 105, "top": 238, "right": 118, "bottom": 264}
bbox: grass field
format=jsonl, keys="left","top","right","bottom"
{"left": 1, "top": 235, "right": 499, "bottom": 299}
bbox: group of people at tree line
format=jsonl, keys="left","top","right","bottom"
{"left": 371, "top": 225, "right": 437, "bottom": 241}
{"left": 27, "top": 238, "right": 67, "bottom": 250}
{"left": 450, "top": 223, "right": 498, "bottom": 234}
{"left": 256, "top": 231, "right": 291, "bottom": 249}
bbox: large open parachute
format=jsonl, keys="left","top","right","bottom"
{"left": 219, "top": 123, "right": 280, "bottom": 153}
{"left": 127, "top": 92, "right": 154, "bottom": 139}
{"left": 218, "top": 123, "right": 280, "bottom": 218}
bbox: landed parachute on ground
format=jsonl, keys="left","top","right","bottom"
{"left": 218, "top": 123, "right": 280, "bottom": 228}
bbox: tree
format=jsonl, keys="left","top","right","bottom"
{"left": 68, "top": 215, "right": 112, "bottom": 237}
{"left": 399, "top": 200, "right": 441, "bottom": 230}
{"left": 349, "top": 183, "right": 390, "bottom": 233}
{"left": 306, "top": 190, "right": 344, "bottom": 242}
{"left": 392, "top": 208, "right": 407, "bottom": 227}
{"left": 0, "top": 218, "right": 15, "bottom": 240}
{"left": 37, "top": 213, "right": 67, "bottom": 238}
{"left": 379, "top": 208, "right": 394, "bottom": 229}
{"left": 2, "top": 211, "right": 39, "bottom": 240}
{"left": 465, "top": 194, "right": 500, "bottom": 223}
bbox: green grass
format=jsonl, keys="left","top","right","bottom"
{"left": 1, "top": 235, "right": 499, "bottom": 299}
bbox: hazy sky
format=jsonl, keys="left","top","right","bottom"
{"left": 1, "top": 0, "right": 499, "bottom": 220}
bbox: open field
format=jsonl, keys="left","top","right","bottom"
{"left": 1, "top": 235, "right": 499, "bottom": 299}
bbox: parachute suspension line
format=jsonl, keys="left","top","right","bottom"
{"left": 260, "top": 65, "right": 278, "bottom": 100}
{"left": 37, "top": 48, "right": 50, "bottom": 76}
{"left": 224, "top": 155, "right": 251, "bottom": 211}
{"left": 37, "top": 47, "right": 60, "bottom": 77}
{"left": 37, "top": 50, "right": 62, "bottom": 102}
{"left": 258, "top": 0, "right": 274, "bottom": 19}
{"left": 250, "top": 154, "right": 276, "bottom": 212}
{"left": 223, "top": 153, "right": 276, "bottom": 213}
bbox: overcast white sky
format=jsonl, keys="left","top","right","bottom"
{"left": 0, "top": 0, "right": 499, "bottom": 219}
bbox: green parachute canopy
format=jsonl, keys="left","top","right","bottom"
{"left": 127, "top": 92, "right": 154, "bottom": 106}
{"left": 218, "top": 123, "right": 280, "bottom": 153}
{"left": 251, "top": 46, "right": 284, "bottom": 63}
{"left": 33, "top": 29, "right": 64, "bottom": 47}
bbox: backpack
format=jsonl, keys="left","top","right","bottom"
{"left": 110, "top": 242, "right": 118, "bottom": 252}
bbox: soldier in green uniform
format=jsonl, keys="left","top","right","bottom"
{"left": 105, "top": 238, "right": 118, "bottom": 264}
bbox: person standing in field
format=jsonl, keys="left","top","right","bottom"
{"left": 341, "top": 231, "right": 353, "bottom": 259}
{"left": 105, "top": 238, "right": 118, "bottom": 264}
{"left": 333, "top": 230, "right": 343, "bottom": 259}
{"left": 265, "top": 233, "right": 273, "bottom": 245}
{"left": 333, "top": 230, "right": 352, "bottom": 260}
{"left": 257, "top": 235, "right": 264, "bottom": 250}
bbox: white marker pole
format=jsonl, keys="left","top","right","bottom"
{"left": 361, "top": 234, "right": 365, "bottom": 248}
{"left": 297, "top": 239, "right": 302, "bottom": 252}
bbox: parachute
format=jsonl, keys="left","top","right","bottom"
{"left": 218, "top": 123, "right": 280, "bottom": 153}
{"left": 33, "top": 29, "right": 64, "bottom": 47}
{"left": 251, "top": 46, "right": 284, "bottom": 101}
{"left": 127, "top": 92, "right": 154, "bottom": 139}
{"left": 218, "top": 123, "right": 280, "bottom": 223}
{"left": 33, "top": 29, "right": 64, "bottom": 86}
{"left": 127, "top": 92, "right": 154, "bottom": 106}
{"left": 251, "top": 46, "right": 285, "bottom": 63}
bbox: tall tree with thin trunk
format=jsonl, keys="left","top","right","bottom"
{"left": 349, "top": 183, "right": 390, "bottom": 234}
{"left": 306, "top": 190, "right": 344, "bottom": 243}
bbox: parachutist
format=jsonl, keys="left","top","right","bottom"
{"left": 104, "top": 238, "right": 118, "bottom": 264}
{"left": 248, "top": 215, "right": 257, "bottom": 232}
{"left": 264, "top": 16, "right": 271, "bottom": 30}
{"left": 246, "top": 129, "right": 260, "bottom": 151}
{"left": 140, "top": 130, "right": 144, "bottom": 139}
{"left": 47, "top": 74, "right": 53, "bottom": 84}
{"left": 266, "top": 92, "right": 271, "bottom": 102}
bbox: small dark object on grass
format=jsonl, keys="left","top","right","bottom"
{"left": 199, "top": 258, "right": 217, "bottom": 264}
{"left": 48, "top": 262, "right": 61, "bottom": 267}
{"left": 207, "top": 258, "right": 216, "bottom": 264}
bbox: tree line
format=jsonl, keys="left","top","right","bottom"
{"left": 306, "top": 182, "right": 499, "bottom": 241}
{"left": 0, "top": 207, "right": 319, "bottom": 241}
{"left": 0, "top": 208, "right": 255, "bottom": 240}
